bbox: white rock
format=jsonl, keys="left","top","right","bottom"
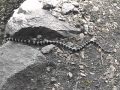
{"left": 73, "top": 8, "right": 79, "bottom": 13}
{"left": 51, "top": 77, "right": 57, "bottom": 82}
{"left": 52, "top": 87, "right": 56, "bottom": 90}
{"left": 81, "top": 51, "right": 85, "bottom": 59}
{"left": 113, "top": 86, "right": 117, "bottom": 90}
{"left": 18, "top": 0, "right": 43, "bottom": 15}
{"left": 46, "top": 66, "right": 51, "bottom": 72}
{"left": 92, "top": 6, "right": 99, "bottom": 11}
{"left": 84, "top": 24, "right": 89, "bottom": 32}
{"left": 62, "top": 3, "right": 74, "bottom": 14}
{"left": 80, "top": 73, "right": 86, "bottom": 77}
{"left": 6, "top": 0, "right": 79, "bottom": 36}
{"left": 70, "top": 62, "right": 76, "bottom": 65}
{"left": 79, "top": 33, "right": 85, "bottom": 39}
{"left": 71, "top": 1, "right": 79, "bottom": 7}
{"left": 41, "top": 44, "right": 55, "bottom": 54}
{"left": 79, "top": 65, "right": 84, "bottom": 70}
{"left": 67, "top": 72, "right": 73, "bottom": 78}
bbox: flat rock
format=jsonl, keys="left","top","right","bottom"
{"left": 0, "top": 41, "right": 46, "bottom": 89}
{"left": 41, "top": 44, "right": 55, "bottom": 54}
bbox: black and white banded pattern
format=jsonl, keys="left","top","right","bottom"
{"left": 4, "top": 35, "right": 114, "bottom": 53}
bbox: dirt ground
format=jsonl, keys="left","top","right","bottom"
{"left": 1, "top": 0, "right": 120, "bottom": 90}
{"left": 0, "top": 0, "right": 25, "bottom": 45}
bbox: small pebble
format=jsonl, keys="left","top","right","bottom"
{"left": 79, "top": 33, "right": 85, "bottom": 39}
{"left": 66, "top": 42, "right": 74, "bottom": 47}
{"left": 106, "top": 54, "right": 113, "bottom": 60}
{"left": 58, "top": 60, "right": 62, "bottom": 63}
{"left": 115, "top": 59, "right": 119, "bottom": 65}
{"left": 37, "top": 35, "right": 42, "bottom": 39}
{"left": 46, "top": 66, "right": 51, "bottom": 72}
{"left": 58, "top": 16, "right": 66, "bottom": 21}
{"left": 73, "top": 8, "right": 79, "bottom": 14}
{"left": 54, "top": 83, "right": 60, "bottom": 87}
{"left": 81, "top": 51, "right": 85, "bottom": 59}
{"left": 80, "top": 73, "right": 86, "bottom": 77}
{"left": 92, "top": 6, "right": 99, "bottom": 11}
{"left": 67, "top": 72, "right": 73, "bottom": 78}
{"left": 51, "top": 77, "right": 57, "bottom": 84}
{"left": 79, "top": 65, "right": 84, "bottom": 70}
{"left": 52, "top": 11, "right": 59, "bottom": 17}
{"left": 113, "top": 86, "right": 117, "bottom": 90}
{"left": 89, "top": 72, "right": 95, "bottom": 75}
{"left": 52, "top": 87, "right": 55, "bottom": 90}
{"left": 62, "top": 3, "right": 74, "bottom": 14}
{"left": 71, "top": 1, "right": 79, "bottom": 7}
{"left": 41, "top": 44, "right": 55, "bottom": 54}
{"left": 84, "top": 24, "right": 89, "bottom": 32}
{"left": 70, "top": 62, "right": 76, "bottom": 65}
{"left": 113, "top": 49, "right": 117, "bottom": 52}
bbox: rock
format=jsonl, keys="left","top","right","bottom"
{"left": 79, "top": 65, "right": 84, "bottom": 70}
{"left": 71, "top": 1, "right": 79, "bottom": 7}
{"left": 0, "top": 41, "right": 46, "bottom": 89}
{"left": 41, "top": 44, "right": 55, "bottom": 54}
{"left": 58, "top": 60, "right": 62, "bottom": 63}
{"left": 79, "top": 33, "right": 85, "bottom": 39}
{"left": 66, "top": 42, "right": 74, "bottom": 47}
{"left": 70, "top": 61, "right": 76, "bottom": 65}
{"left": 52, "top": 87, "right": 56, "bottom": 90}
{"left": 42, "top": 0, "right": 61, "bottom": 9}
{"left": 18, "top": 0, "right": 43, "bottom": 15}
{"left": 80, "top": 73, "right": 87, "bottom": 77}
{"left": 52, "top": 10, "right": 61, "bottom": 17}
{"left": 84, "top": 24, "right": 89, "bottom": 32}
{"left": 61, "top": 3, "right": 74, "bottom": 14}
{"left": 67, "top": 72, "right": 73, "bottom": 78}
{"left": 5, "top": 0, "right": 79, "bottom": 37}
{"left": 73, "top": 8, "right": 79, "bottom": 14}
{"left": 50, "top": 77, "right": 57, "bottom": 84}
{"left": 80, "top": 51, "right": 85, "bottom": 59}
{"left": 113, "top": 86, "right": 117, "bottom": 90}
{"left": 92, "top": 6, "right": 99, "bottom": 11}
{"left": 37, "top": 35, "right": 42, "bottom": 39}
{"left": 58, "top": 16, "right": 66, "bottom": 21}
{"left": 106, "top": 54, "right": 114, "bottom": 60}
{"left": 46, "top": 66, "right": 51, "bottom": 72}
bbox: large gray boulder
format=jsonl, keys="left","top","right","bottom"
{"left": 5, "top": 0, "right": 79, "bottom": 36}
{"left": 0, "top": 41, "right": 46, "bottom": 88}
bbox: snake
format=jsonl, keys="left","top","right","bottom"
{"left": 4, "top": 34, "right": 114, "bottom": 53}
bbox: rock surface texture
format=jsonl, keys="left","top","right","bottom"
{"left": 0, "top": 41, "right": 46, "bottom": 89}
{"left": 1, "top": 0, "right": 120, "bottom": 90}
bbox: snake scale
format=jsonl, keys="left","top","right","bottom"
{"left": 4, "top": 34, "right": 114, "bottom": 53}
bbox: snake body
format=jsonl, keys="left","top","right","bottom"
{"left": 4, "top": 34, "right": 113, "bottom": 53}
